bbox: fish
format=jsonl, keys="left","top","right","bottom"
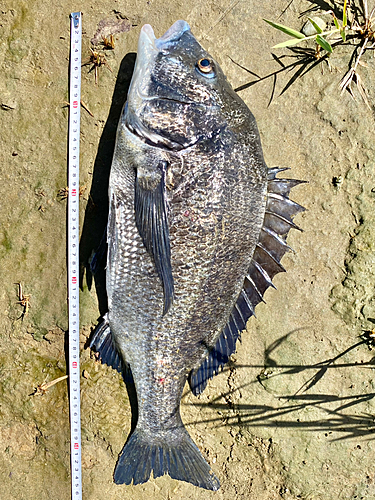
{"left": 90, "top": 20, "right": 304, "bottom": 491}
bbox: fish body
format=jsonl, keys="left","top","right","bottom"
{"left": 91, "top": 20, "right": 304, "bottom": 490}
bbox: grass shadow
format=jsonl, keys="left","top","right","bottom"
{"left": 190, "top": 391, "right": 375, "bottom": 440}
{"left": 183, "top": 331, "right": 375, "bottom": 441}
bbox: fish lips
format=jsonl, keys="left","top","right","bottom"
{"left": 127, "top": 21, "right": 192, "bottom": 113}
{"left": 153, "top": 20, "right": 191, "bottom": 49}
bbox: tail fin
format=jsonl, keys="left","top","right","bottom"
{"left": 114, "top": 427, "right": 220, "bottom": 491}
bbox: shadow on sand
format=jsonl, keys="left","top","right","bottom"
{"left": 184, "top": 330, "right": 375, "bottom": 441}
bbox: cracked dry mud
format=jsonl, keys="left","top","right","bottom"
{"left": 1, "top": 1, "right": 375, "bottom": 499}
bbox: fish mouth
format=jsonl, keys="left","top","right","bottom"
{"left": 139, "top": 20, "right": 191, "bottom": 58}
{"left": 128, "top": 21, "right": 191, "bottom": 104}
{"left": 125, "top": 21, "right": 201, "bottom": 152}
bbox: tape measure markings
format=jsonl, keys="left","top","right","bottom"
{"left": 68, "top": 11, "right": 82, "bottom": 500}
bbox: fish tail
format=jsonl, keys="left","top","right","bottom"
{"left": 114, "top": 427, "right": 220, "bottom": 491}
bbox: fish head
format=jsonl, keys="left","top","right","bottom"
{"left": 125, "top": 20, "right": 245, "bottom": 151}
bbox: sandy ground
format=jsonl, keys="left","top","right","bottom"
{"left": 1, "top": 0, "right": 375, "bottom": 499}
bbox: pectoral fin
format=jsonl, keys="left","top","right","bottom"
{"left": 135, "top": 160, "right": 174, "bottom": 314}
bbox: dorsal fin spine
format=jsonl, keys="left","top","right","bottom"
{"left": 230, "top": 311, "right": 240, "bottom": 332}
{"left": 241, "top": 289, "right": 256, "bottom": 316}
{"left": 265, "top": 210, "right": 302, "bottom": 231}
{"left": 245, "top": 274, "right": 266, "bottom": 303}
{"left": 252, "top": 259, "right": 277, "bottom": 289}
{"left": 267, "top": 191, "right": 305, "bottom": 212}
{"left": 235, "top": 302, "right": 246, "bottom": 325}
{"left": 267, "top": 167, "right": 289, "bottom": 180}
{"left": 256, "top": 242, "right": 286, "bottom": 272}
{"left": 261, "top": 226, "right": 293, "bottom": 252}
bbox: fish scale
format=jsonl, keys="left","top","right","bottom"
{"left": 90, "top": 20, "right": 304, "bottom": 491}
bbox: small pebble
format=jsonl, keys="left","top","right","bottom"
{"left": 301, "top": 17, "right": 326, "bottom": 36}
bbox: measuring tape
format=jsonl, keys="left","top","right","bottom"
{"left": 68, "top": 12, "right": 82, "bottom": 500}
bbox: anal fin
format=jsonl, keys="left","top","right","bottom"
{"left": 189, "top": 320, "right": 240, "bottom": 396}
{"left": 90, "top": 314, "right": 133, "bottom": 382}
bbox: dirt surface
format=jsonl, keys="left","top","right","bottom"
{"left": 1, "top": 1, "right": 375, "bottom": 499}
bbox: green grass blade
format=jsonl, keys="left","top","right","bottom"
{"left": 343, "top": 0, "right": 348, "bottom": 27}
{"left": 333, "top": 16, "right": 340, "bottom": 30}
{"left": 316, "top": 35, "right": 333, "bottom": 53}
{"left": 271, "top": 28, "right": 340, "bottom": 49}
{"left": 307, "top": 17, "right": 323, "bottom": 34}
{"left": 340, "top": 28, "right": 346, "bottom": 42}
{"left": 264, "top": 19, "right": 305, "bottom": 39}
{"left": 272, "top": 38, "right": 307, "bottom": 49}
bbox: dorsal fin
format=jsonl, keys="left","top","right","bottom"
{"left": 189, "top": 168, "right": 305, "bottom": 395}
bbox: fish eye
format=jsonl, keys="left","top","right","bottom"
{"left": 196, "top": 58, "right": 215, "bottom": 78}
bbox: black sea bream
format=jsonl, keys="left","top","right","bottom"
{"left": 90, "top": 20, "right": 304, "bottom": 491}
